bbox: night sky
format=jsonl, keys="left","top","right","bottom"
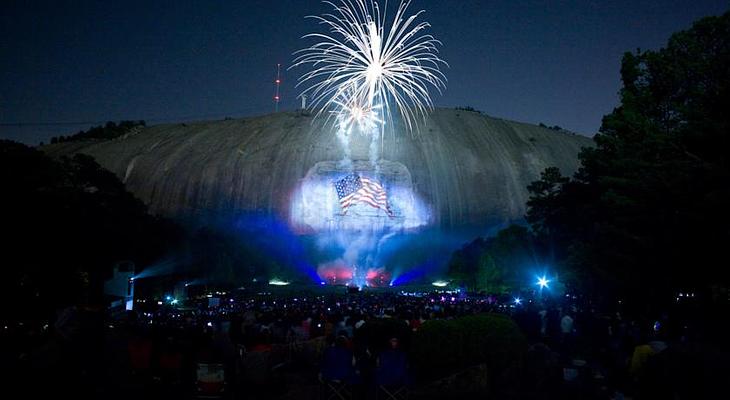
{"left": 1, "top": 0, "right": 727, "bottom": 144}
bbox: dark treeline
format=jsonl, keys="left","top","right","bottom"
{"left": 448, "top": 225, "right": 541, "bottom": 293}
{"left": 1, "top": 141, "right": 303, "bottom": 321}
{"left": 50, "top": 120, "right": 146, "bottom": 144}
{"left": 0, "top": 140, "right": 182, "bottom": 321}
{"left": 449, "top": 12, "right": 730, "bottom": 305}
{"left": 538, "top": 123, "right": 564, "bottom": 131}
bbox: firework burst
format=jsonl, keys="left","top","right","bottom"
{"left": 332, "top": 91, "right": 383, "bottom": 135}
{"left": 291, "top": 0, "right": 447, "bottom": 134}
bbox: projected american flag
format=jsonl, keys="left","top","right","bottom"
{"left": 334, "top": 174, "right": 393, "bottom": 216}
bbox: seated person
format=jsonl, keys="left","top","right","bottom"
{"left": 320, "top": 335, "right": 357, "bottom": 383}
{"left": 375, "top": 338, "right": 408, "bottom": 387}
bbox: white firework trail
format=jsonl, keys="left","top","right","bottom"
{"left": 291, "top": 0, "right": 447, "bottom": 135}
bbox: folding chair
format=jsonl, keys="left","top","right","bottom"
{"left": 375, "top": 348, "right": 409, "bottom": 400}
{"left": 195, "top": 362, "right": 225, "bottom": 399}
{"left": 319, "top": 376, "right": 353, "bottom": 400}
{"left": 319, "top": 343, "right": 356, "bottom": 400}
{"left": 377, "top": 384, "right": 408, "bottom": 400}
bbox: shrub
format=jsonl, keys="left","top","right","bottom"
{"left": 455, "top": 106, "right": 481, "bottom": 113}
{"left": 410, "top": 314, "right": 526, "bottom": 381}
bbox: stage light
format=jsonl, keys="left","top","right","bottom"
{"left": 514, "top": 297, "right": 522, "bottom": 305}
{"left": 320, "top": 281, "right": 326, "bottom": 286}
{"left": 432, "top": 280, "right": 450, "bottom": 287}
{"left": 269, "top": 278, "right": 290, "bottom": 286}
{"left": 537, "top": 276, "right": 550, "bottom": 289}
{"left": 165, "top": 295, "right": 172, "bottom": 301}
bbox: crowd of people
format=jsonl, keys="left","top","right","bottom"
{"left": 4, "top": 287, "right": 725, "bottom": 399}
{"left": 121, "top": 291, "right": 505, "bottom": 398}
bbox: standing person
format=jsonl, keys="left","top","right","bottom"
{"left": 560, "top": 312, "right": 575, "bottom": 354}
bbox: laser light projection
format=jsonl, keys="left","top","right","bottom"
{"left": 47, "top": 1, "right": 592, "bottom": 289}
{"left": 290, "top": 0, "right": 447, "bottom": 286}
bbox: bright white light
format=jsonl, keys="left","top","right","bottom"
{"left": 332, "top": 91, "right": 384, "bottom": 135}
{"left": 269, "top": 278, "right": 291, "bottom": 286}
{"left": 537, "top": 276, "right": 550, "bottom": 289}
{"left": 290, "top": 170, "right": 429, "bottom": 232}
{"left": 431, "top": 280, "right": 449, "bottom": 287}
{"left": 292, "top": 0, "right": 447, "bottom": 134}
{"left": 514, "top": 297, "right": 522, "bottom": 305}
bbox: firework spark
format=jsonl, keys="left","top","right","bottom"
{"left": 332, "top": 88, "right": 383, "bottom": 135}
{"left": 291, "top": 0, "right": 447, "bottom": 134}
